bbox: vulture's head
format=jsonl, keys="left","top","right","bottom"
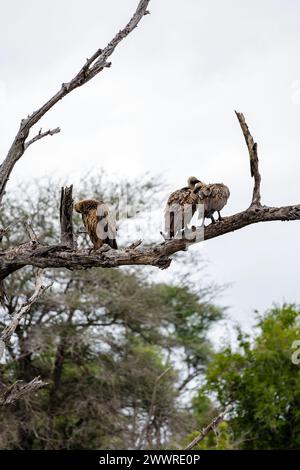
{"left": 74, "top": 199, "right": 99, "bottom": 214}
{"left": 193, "top": 181, "right": 206, "bottom": 194}
{"left": 187, "top": 176, "right": 200, "bottom": 188}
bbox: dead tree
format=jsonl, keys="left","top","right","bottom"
{"left": 0, "top": 0, "right": 300, "bottom": 398}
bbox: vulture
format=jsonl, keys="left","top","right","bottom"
{"left": 164, "top": 176, "right": 200, "bottom": 238}
{"left": 193, "top": 181, "right": 230, "bottom": 224}
{"left": 74, "top": 199, "right": 118, "bottom": 249}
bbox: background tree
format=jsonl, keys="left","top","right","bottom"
{"left": 0, "top": 175, "right": 223, "bottom": 449}
{"left": 194, "top": 304, "right": 300, "bottom": 449}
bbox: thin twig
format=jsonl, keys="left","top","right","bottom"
{"left": 24, "top": 127, "right": 61, "bottom": 150}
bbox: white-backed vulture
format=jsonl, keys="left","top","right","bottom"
{"left": 194, "top": 181, "right": 230, "bottom": 224}
{"left": 164, "top": 176, "right": 200, "bottom": 238}
{"left": 74, "top": 199, "right": 118, "bottom": 249}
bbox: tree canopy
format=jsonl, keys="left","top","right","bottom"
{"left": 195, "top": 304, "right": 300, "bottom": 449}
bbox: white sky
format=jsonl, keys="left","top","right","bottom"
{"left": 1, "top": 0, "right": 300, "bottom": 333}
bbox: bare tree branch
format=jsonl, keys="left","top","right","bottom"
{"left": 0, "top": 376, "right": 47, "bottom": 406}
{"left": 0, "top": 0, "right": 150, "bottom": 205}
{"left": 24, "top": 127, "right": 61, "bottom": 150}
{"left": 60, "top": 185, "right": 74, "bottom": 248}
{"left": 235, "top": 111, "right": 261, "bottom": 206}
{"left": 0, "top": 200, "right": 299, "bottom": 280}
{"left": 184, "top": 405, "right": 231, "bottom": 450}
{"left": 0, "top": 269, "right": 52, "bottom": 358}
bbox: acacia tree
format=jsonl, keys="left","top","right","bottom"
{"left": 0, "top": 0, "right": 300, "bottom": 440}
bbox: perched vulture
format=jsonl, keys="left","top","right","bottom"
{"left": 74, "top": 199, "right": 118, "bottom": 249}
{"left": 164, "top": 176, "right": 200, "bottom": 238}
{"left": 194, "top": 181, "right": 230, "bottom": 224}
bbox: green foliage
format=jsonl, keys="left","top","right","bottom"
{"left": 198, "top": 304, "right": 300, "bottom": 449}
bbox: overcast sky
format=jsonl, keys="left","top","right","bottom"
{"left": 1, "top": 0, "right": 300, "bottom": 336}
